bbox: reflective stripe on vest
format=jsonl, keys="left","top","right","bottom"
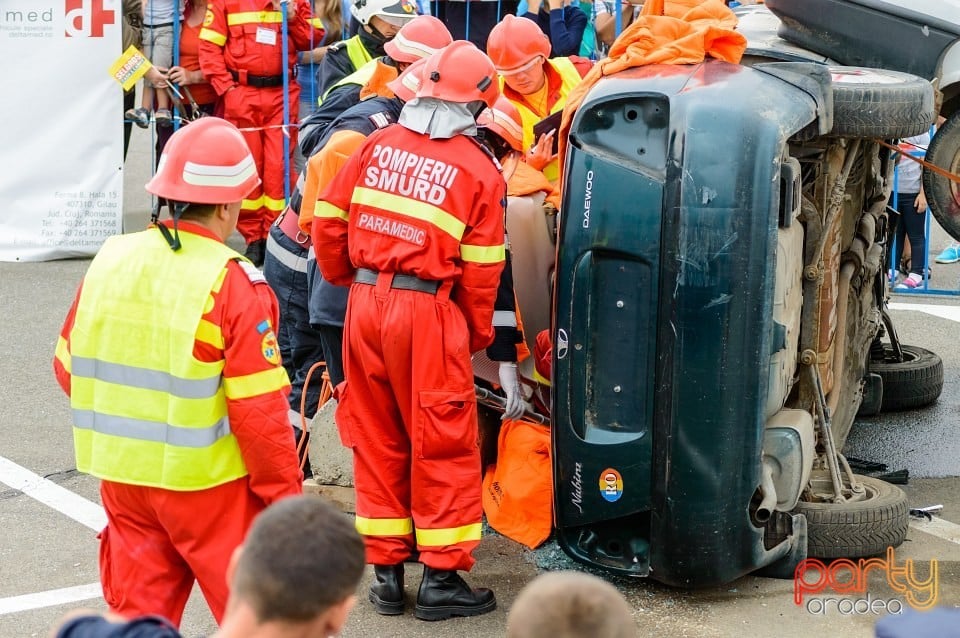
{"left": 505, "top": 57, "right": 581, "bottom": 182}
{"left": 319, "top": 52, "right": 377, "bottom": 106}
{"left": 70, "top": 229, "right": 249, "bottom": 491}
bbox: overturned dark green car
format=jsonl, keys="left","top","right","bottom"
{"left": 552, "top": 58, "right": 944, "bottom": 586}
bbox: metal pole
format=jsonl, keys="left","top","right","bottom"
{"left": 281, "top": 0, "right": 292, "bottom": 206}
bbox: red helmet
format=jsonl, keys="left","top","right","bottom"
{"left": 386, "top": 57, "right": 427, "bottom": 102}
{"left": 486, "top": 15, "right": 551, "bottom": 74}
{"left": 384, "top": 15, "right": 452, "bottom": 64}
{"left": 415, "top": 40, "right": 499, "bottom": 108}
{"left": 145, "top": 118, "right": 259, "bottom": 204}
{"left": 477, "top": 95, "right": 524, "bottom": 152}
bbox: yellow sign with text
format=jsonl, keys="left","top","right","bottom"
{"left": 109, "top": 45, "right": 153, "bottom": 92}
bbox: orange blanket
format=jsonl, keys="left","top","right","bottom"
{"left": 557, "top": 0, "right": 746, "bottom": 181}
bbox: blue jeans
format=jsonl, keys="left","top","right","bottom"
{"left": 263, "top": 224, "right": 326, "bottom": 419}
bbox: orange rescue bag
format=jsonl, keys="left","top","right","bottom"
{"left": 482, "top": 419, "right": 553, "bottom": 549}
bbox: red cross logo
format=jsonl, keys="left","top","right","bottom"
{"left": 65, "top": 0, "right": 116, "bottom": 37}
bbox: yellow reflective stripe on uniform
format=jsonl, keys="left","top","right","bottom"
{"left": 227, "top": 11, "right": 282, "bottom": 25}
{"left": 72, "top": 356, "right": 222, "bottom": 399}
{"left": 315, "top": 200, "right": 349, "bottom": 222}
{"left": 55, "top": 336, "right": 72, "bottom": 374}
{"left": 223, "top": 366, "right": 289, "bottom": 400}
{"left": 533, "top": 368, "right": 551, "bottom": 387}
{"left": 263, "top": 195, "right": 287, "bottom": 212}
{"left": 355, "top": 516, "right": 414, "bottom": 536}
{"left": 198, "top": 27, "right": 226, "bottom": 46}
{"left": 415, "top": 523, "right": 482, "bottom": 547}
{"left": 309, "top": 17, "right": 324, "bottom": 29}
{"left": 460, "top": 243, "right": 505, "bottom": 264}
{"left": 196, "top": 319, "right": 225, "bottom": 349}
{"left": 241, "top": 195, "right": 264, "bottom": 212}
{"left": 73, "top": 409, "right": 231, "bottom": 448}
{"left": 352, "top": 187, "right": 465, "bottom": 241}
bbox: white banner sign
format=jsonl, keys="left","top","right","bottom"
{"left": 0, "top": 0, "right": 123, "bottom": 262}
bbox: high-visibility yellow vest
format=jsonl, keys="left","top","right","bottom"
{"left": 345, "top": 35, "right": 374, "bottom": 71}
{"left": 318, "top": 56, "right": 378, "bottom": 106}
{"left": 70, "top": 228, "right": 249, "bottom": 491}
{"left": 503, "top": 57, "right": 582, "bottom": 182}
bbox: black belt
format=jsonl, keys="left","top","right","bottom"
{"left": 354, "top": 268, "right": 440, "bottom": 294}
{"left": 229, "top": 69, "right": 284, "bottom": 88}
{"left": 144, "top": 21, "right": 174, "bottom": 28}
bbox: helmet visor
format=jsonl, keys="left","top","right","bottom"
{"left": 496, "top": 55, "right": 544, "bottom": 76}
{"left": 379, "top": 13, "right": 415, "bottom": 27}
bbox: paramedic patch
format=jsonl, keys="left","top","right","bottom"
{"left": 357, "top": 212, "right": 426, "bottom": 246}
{"left": 261, "top": 329, "right": 280, "bottom": 365}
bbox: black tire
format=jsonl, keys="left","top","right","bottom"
{"left": 923, "top": 113, "right": 960, "bottom": 242}
{"left": 870, "top": 344, "right": 943, "bottom": 411}
{"left": 829, "top": 67, "right": 935, "bottom": 139}
{"left": 797, "top": 475, "right": 908, "bottom": 559}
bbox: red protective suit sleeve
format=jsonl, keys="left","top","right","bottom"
{"left": 198, "top": 0, "right": 235, "bottom": 97}
{"left": 454, "top": 176, "right": 508, "bottom": 353}
{"left": 288, "top": 0, "right": 315, "bottom": 52}
{"left": 313, "top": 139, "right": 367, "bottom": 286}
{"left": 214, "top": 261, "right": 303, "bottom": 505}
{"left": 53, "top": 282, "right": 83, "bottom": 396}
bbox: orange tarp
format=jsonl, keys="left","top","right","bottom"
{"left": 557, "top": 0, "right": 746, "bottom": 182}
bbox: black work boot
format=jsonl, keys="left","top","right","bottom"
{"left": 369, "top": 564, "right": 405, "bottom": 615}
{"left": 414, "top": 566, "right": 496, "bottom": 621}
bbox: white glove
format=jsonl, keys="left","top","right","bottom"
{"left": 498, "top": 362, "right": 525, "bottom": 421}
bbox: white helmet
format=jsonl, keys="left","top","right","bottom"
{"left": 351, "top": 0, "right": 418, "bottom": 26}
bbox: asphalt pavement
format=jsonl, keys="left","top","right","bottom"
{"left": 0, "top": 128, "right": 958, "bottom": 638}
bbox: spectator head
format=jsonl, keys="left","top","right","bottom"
{"left": 352, "top": 0, "right": 418, "bottom": 39}
{"left": 486, "top": 15, "right": 551, "bottom": 95}
{"left": 506, "top": 571, "right": 637, "bottom": 638}
{"left": 227, "top": 495, "right": 366, "bottom": 636}
{"left": 415, "top": 40, "right": 500, "bottom": 113}
{"left": 384, "top": 15, "right": 452, "bottom": 69}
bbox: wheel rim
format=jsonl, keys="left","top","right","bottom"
{"left": 807, "top": 470, "right": 877, "bottom": 504}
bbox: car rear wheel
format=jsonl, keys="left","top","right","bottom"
{"left": 829, "top": 67, "right": 935, "bottom": 139}
{"left": 870, "top": 344, "right": 944, "bottom": 412}
{"left": 797, "top": 474, "right": 909, "bottom": 559}
{"left": 923, "top": 113, "right": 960, "bottom": 242}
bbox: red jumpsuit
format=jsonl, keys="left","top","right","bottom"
{"left": 199, "top": 0, "right": 321, "bottom": 244}
{"left": 53, "top": 221, "right": 303, "bottom": 626}
{"left": 313, "top": 125, "right": 506, "bottom": 571}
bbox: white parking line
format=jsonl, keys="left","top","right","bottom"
{"left": 0, "top": 456, "right": 105, "bottom": 532}
{"left": 0, "top": 584, "right": 102, "bottom": 616}
{"left": 910, "top": 516, "right": 960, "bottom": 545}
{"left": 0, "top": 456, "right": 106, "bottom": 615}
{"left": 889, "top": 302, "right": 960, "bottom": 323}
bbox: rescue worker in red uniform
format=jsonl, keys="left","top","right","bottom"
{"left": 52, "top": 118, "right": 303, "bottom": 627}
{"left": 199, "top": 0, "right": 322, "bottom": 266}
{"left": 313, "top": 41, "right": 504, "bottom": 621}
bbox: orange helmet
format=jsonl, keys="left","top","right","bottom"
{"left": 486, "top": 15, "right": 550, "bottom": 74}
{"left": 384, "top": 15, "right": 452, "bottom": 64}
{"left": 477, "top": 95, "right": 524, "bottom": 152}
{"left": 386, "top": 57, "right": 427, "bottom": 102}
{"left": 146, "top": 118, "right": 259, "bottom": 204}
{"left": 416, "top": 40, "right": 499, "bottom": 108}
